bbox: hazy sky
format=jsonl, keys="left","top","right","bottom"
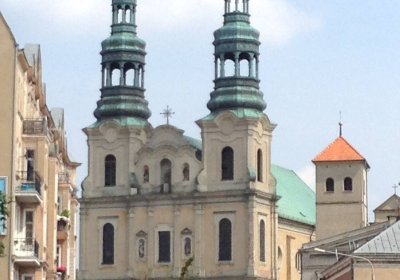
{"left": 2, "top": 0, "right": 400, "bottom": 221}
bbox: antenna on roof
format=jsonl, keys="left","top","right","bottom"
{"left": 339, "top": 111, "right": 343, "bottom": 137}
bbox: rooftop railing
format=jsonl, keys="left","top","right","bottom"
{"left": 23, "top": 119, "right": 47, "bottom": 135}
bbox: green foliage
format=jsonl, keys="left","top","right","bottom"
{"left": 179, "top": 257, "right": 194, "bottom": 280}
{"left": 61, "top": 209, "right": 70, "bottom": 218}
{"left": 0, "top": 191, "right": 8, "bottom": 257}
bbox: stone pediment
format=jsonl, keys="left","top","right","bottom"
{"left": 136, "top": 230, "right": 148, "bottom": 237}
{"left": 146, "top": 125, "right": 191, "bottom": 150}
{"left": 374, "top": 194, "right": 400, "bottom": 212}
{"left": 181, "top": 228, "right": 192, "bottom": 235}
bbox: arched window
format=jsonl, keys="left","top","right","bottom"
{"left": 117, "top": 8, "right": 123, "bottom": 23}
{"left": 125, "top": 68, "right": 135, "bottom": 86}
{"left": 184, "top": 237, "right": 191, "bottom": 257}
{"left": 260, "top": 220, "right": 265, "bottom": 262}
{"left": 111, "top": 68, "right": 121, "bottom": 86}
{"left": 219, "top": 218, "right": 232, "bottom": 261}
{"left": 257, "top": 149, "right": 263, "bottom": 182}
{"left": 183, "top": 163, "right": 190, "bottom": 181}
{"left": 344, "top": 177, "right": 353, "bottom": 191}
{"left": 103, "top": 223, "right": 114, "bottom": 264}
{"left": 224, "top": 53, "right": 235, "bottom": 77}
{"left": 105, "top": 155, "right": 116, "bottom": 186}
{"left": 326, "top": 178, "right": 334, "bottom": 192}
{"left": 160, "top": 159, "right": 172, "bottom": 192}
{"left": 222, "top": 147, "right": 234, "bottom": 180}
{"left": 143, "top": 166, "right": 149, "bottom": 183}
{"left": 125, "top": 8, "right": 131, "bottom": 23}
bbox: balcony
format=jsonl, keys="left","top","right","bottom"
{"left": 15, "top": 171, "right": 42, "bottom": 204}
{"left": 23, "top": 119, "right": 47, "bottom": 135}
{"left": 58, "top": 172, "right": 71, "bottom": 184}
{"left": 13, "top": 238, "right": 40, "bottom": 267}
{"left": 57, "top": 220, "right": 69, "bottom": 241}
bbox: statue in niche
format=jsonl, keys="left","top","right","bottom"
{"left": 138, "top": 238, "right": 145, "bottom": 259}
{"left": 184, "top": 237, "right": 191, "bottom": 256}
{"left": 183, "top": 163, "right": 190, "bottom": 181}
{"left": 143, "top": 166, "right": 149, "bottom": 183}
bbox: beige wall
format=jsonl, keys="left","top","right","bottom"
{"left": 0, "top": 13, "right": 16, "bottom": 278}
{"left": 354, "top": 266, "right": 400, "bottom": 280}
{"left": 315, "top": 162, "right": 367, "bottom": 239}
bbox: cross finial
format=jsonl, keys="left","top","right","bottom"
{"left": 160, "top": 106, "right": 175, "bottom": 126}
{"left": 339, "top": 111, "right": 343, "bottom": 137}
{"left": 394, "top": 183, "right": 399, "bottom": 195}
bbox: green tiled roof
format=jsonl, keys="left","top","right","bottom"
{"left": 183, "top": 136, "right": 203, "bottom": 150}
{"left": 271, "top": 165, "right": 316, "bottom": 226}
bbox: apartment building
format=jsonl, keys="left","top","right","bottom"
{"left": 0, "top": 13, "right": 80, "bottom": 280}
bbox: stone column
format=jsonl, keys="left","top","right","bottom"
{"left": 141, "top": 66, "right": 145, "bottom": 88}
{"left": 235, "top": 53, "right": 240, "bottom": 77}
{"left": 78, "top": 207, "right": 88, "bottom": 279}
{"left": 133, "top": 7, "right": 137, "bottom": 25}
{"left": 130, "top": 6, "right": 134, "bottom": 24}
{"left": 215, "top": 57, "right": 219, "bottom": 79}
{"left": 122, "top": 8, "right": 126, "bottom": 23}
{"left": 127, "top": 208, "right": 135, "bottom": 278}
{"left": 147, "top": 208, "right": 155, "bottom": 278}
{"left": 113, "top": 8, "right": 118, "bottom": 24}
{"left": 271, "top": 201, "right": 279, "bottom": 280}
{"left": 247, "top": 198, "right": 256, "bottom": 276}
{"left": 134, "top": 64, "right": 139, "bottom": 87}
{"left": 173, "top": 207, "right": 181, "bottom": 277}
{"left": 249, "top": 54, "right": 254, "bottom": 78}
{"left": 194, "top": 205, "right": 204, "bottom": 277}
{"left": 243, "top": 0, "right": 246, "bottom": 13}
{"left": 101, "top": 67, "right": 105, "bottom": 87}
{"left": 235, "top": 0, "right": 239, "bottom": 11}
{"left": 106, "top": 64, "right": 111, "bottom": 86}
{"left": 120, "top": 64, "right": 125, "bottom": 86}
{"left": 220, "top": 55, "right": 225, "bottom": 78}
{"left": 256, "top": 56, "right": 260, "bottom": 79}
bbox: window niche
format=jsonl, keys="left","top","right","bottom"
{"left": 344, "top": 177, "right": 353, "bottom": 191}
{"left": 105, "top": 155, "right": 116, "bottom": 187}
{"left": 218, "top": 218, "right": 232, "bottom": 261}
{"left": 160, "top": 159, "right": 172, "bottom": 193}
{"left": 136, "top": 230, "right": 147, "bottom": 261}
{"left": 158, "top": 231, "right": 171, "bottom": 263}
{"left": 259, "top": 219, "right": 266, "bottom": 262}
{"left": 183, "top": 163, "right": 190, "bottom": 181}
{"left": 325, "top": 178, "right": 334, "bottom": 192}
{"left": 143, "top": 165, "right": 149, "bottom": 184}
{"left": 181, "top": 228, "right": 193, "bottom": 258}
{"left": 221, "top": 147, "right": 234, "bottom": 181}
{"left": 257, "top": 149, "right": 263, "bottom": 182}
{"left": 102, "top": 223, "right": 115, "bottom": 265}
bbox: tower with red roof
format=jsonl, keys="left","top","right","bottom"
{"left": 313, "top": 135, "right": 370, "bottom": 239}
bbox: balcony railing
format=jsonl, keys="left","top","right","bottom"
{"left": 58, "top": 172, "right": 71, "bottom": 184}
{"left": 16, "top": 171, "right": 42, "bottom": 196}
{"left": 14, "top": 238, "right": 39, "bottom": 258}
{"left": 23, "top": 119, "right": 47, "bottom": 135}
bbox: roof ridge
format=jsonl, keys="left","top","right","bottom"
{"left": 312, "top": 136, "right": 366, "bottom": 163}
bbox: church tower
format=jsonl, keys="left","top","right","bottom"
{"left": 79, "top": 1, "right": 281, "bottom": 280}
{"left": 313, "top": 133, "right": 369, "bottom": 240}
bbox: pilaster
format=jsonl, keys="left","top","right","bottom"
{"left": 173, "top": 206, "right": 181, "bottom": 277}
{"left": 194, "top": 204, "right": 205, "bottom": 277}
{"left": 147, "top": 207, "right": 155, "bottom": 278}
{"left": 247, "top": 197, "right": 256, "bottom": 276}
{"left": 127, "top": 208, "right": 135, "bottom": 278}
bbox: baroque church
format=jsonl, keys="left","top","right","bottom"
{"left": 78, "top": 1, "right": 316, "bottom": 280}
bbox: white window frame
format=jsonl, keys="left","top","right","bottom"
{"left": 57, "top": 244, "right": 62, "bottom": 267}
{"left": 23, "top": 208, "right": 35, "bottom": 241}
{"left": 214, "top": 211, "right": 235, "bottom": 264}
{"left": 22, "top": 274, "right": 34, "bottom": 280}
{"left": 98, "top": 216, "right": 118, "bottom": 268}
{"left": 155, "top": 224, "right": 173, "bottom": 265}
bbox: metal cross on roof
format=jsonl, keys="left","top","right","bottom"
{"left": 339, "top": 111, "right": 343, "bottom": 137}
{"left": 393, "top": 183, "right": 399, "bottom": 195}
{"left": 160, "top": 106, "right": 175, "bottom": 126}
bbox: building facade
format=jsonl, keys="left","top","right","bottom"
{"left": 79, "top": 1, "right": 316, "bottom": 280}
{"left": 0, "top": 13, "right": 80, "bottom": 280}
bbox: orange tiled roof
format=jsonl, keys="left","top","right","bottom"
{"left": 313, "top": 136, "right": 366, "bottom": 163}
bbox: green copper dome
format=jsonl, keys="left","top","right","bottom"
{"left": 93, "top": 0, "right": 151, "bottom": 127}
{"left": 205, "top": 0, "right": 266, "bottom": 117}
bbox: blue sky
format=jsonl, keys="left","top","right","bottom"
{"left": 1, "top": 0, "right": 400, "bottom": 221}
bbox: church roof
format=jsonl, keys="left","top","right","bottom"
{"left": 374, "top": 194, "right": 400, "bottom": 212}
{"left": 354, "top": 221, "right": 400, "bottom": 254}
{"left": 312, "top": 136, "right": 367, "bottom": 164}
{"left": 272, "top": 165, "right": 316, "bottom": 226}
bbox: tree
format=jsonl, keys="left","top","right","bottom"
{"left": 0, "top": 191, "right": 8, "bottom": 256}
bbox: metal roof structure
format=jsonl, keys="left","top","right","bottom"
{"left": 355, "top": 220, "right": 400, "bottom": 254}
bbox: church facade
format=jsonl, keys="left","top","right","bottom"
{"left": 78, "top": 1, "right": 315, "bottom": 280}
